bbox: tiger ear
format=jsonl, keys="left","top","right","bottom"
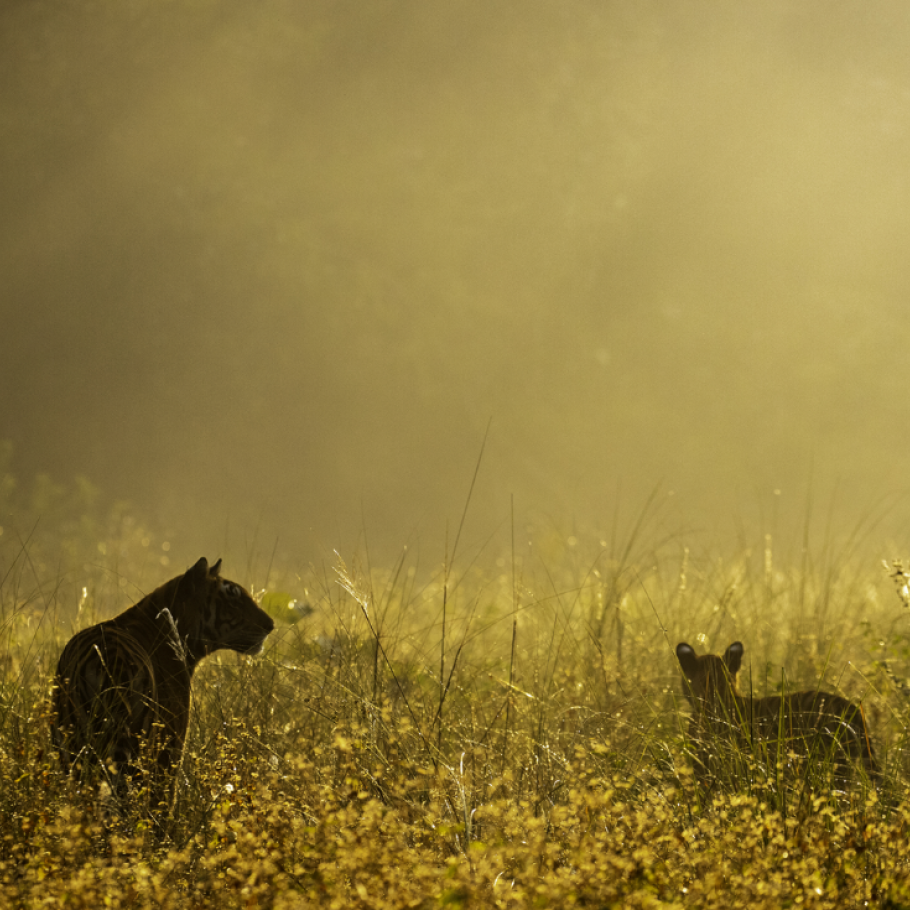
{"left": 676, "top": 642, "right": 700, "bottom": 679}
{"left": 209, "top": 558, "right": 222, "bottom": 577}
{"left": 723, "top": 641, "right": 744, "bottom": 675}
{"left": 186, "top": 557, "right": 209, "bottom": 589}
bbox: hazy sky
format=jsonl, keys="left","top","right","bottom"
{"left": 3, "top": 1, "right": 910, "bottom": 563}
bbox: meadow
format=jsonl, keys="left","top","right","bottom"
{"left": 2, "top": 464, "right": 910, "bottom": 907}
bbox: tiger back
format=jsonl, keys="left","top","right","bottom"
{"left": 676, "top": 641, "right": 877, "bottom": 785}
{"left": 51, "top": 557, "right": 275, "bottom": 817}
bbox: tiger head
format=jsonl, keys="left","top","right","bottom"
{"left": 164, "top": 557, "right": 275, "bottom": 662}
{"left": 676, "top": 641, "right": 744, "bottom": 717}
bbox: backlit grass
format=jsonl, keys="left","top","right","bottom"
{"left": 2, "top": 471, "right": 910, "bottom": 906}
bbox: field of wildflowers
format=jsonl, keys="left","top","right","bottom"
{"left": 2, "top": 459, "right": 909, "bottom": 907}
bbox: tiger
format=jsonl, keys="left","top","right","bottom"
{"left": 676, "top": 640, "right": 877, "bottom": 786}
{"left": 51, "top": 557, "right": 274, "bottom": 823}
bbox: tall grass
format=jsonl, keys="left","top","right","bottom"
{"left": 2, "top": 472, "right": 910, "bottom": 905}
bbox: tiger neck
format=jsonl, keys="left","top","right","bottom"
{"left": 111, "top": 596, "right": 204, "bottom": 672}
{"left": 706, "top": 690, "right": 745, "bottom": 719}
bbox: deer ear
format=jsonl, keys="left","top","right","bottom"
{"left": 723, "top": 641, "right": 744, "bottom": 675}
{"left": 676, "top": 642, "right": 699, "bottom": 678}
{"left": 209, "top": 558, "right": 222, "bottom": 577}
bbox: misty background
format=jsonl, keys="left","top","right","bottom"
{"left": 3, "top": 1, "right": 910, "bottom": 567}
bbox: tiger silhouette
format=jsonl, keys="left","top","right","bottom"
{"left": 51, "top": 557, "right": 274, "bottom": 820}
{"left": 676, "top": 641, "right": 877, "bottom": 785}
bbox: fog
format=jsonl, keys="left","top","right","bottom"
{"left": 3, "top": 1, "right": 910, "bottom": 564}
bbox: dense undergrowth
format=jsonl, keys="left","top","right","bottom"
{"left": 3, "top": 460, "right": 910, "bottom": 906}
